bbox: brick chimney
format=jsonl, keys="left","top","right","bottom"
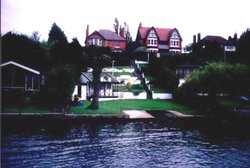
{"left": 197, "top": 33, "right": 201, "bottom": 42}
{"left": 139, "top": 22, "right": 142, "bottom": 28}
{"left": 86, "top": 24, "right": 89, "bottom": 38}
{"left": 193, "top": 35, "right": 196, "bottom": 43}
{"left": 234, "top": 33, "right": 237, "bottom": 40}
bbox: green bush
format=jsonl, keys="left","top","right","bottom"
{"left": 175, "top": 63, "right": 250, "bottom": 115}
{"left": 42, "top": 64, "right": 76, "bottom": 111}
{"left": 129, "top": 84, "right": 144, "bottom": 95}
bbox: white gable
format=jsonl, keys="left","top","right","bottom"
{"left": 148, "top": 29, "right": 157, "bottom": 38}
{"left": 170, "top": 31, "right": 179, "bottom": 39}
{"left": 100, "top": 75, "right": 111, "bottom": 82}
{"left": 1, "top": 61, "right": 40, "bottom": 75}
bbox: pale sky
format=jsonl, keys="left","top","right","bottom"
{"left": 1, "top": 0, "right": 250, "bottom": 47}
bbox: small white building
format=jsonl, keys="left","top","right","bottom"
{"left": 72, "top": 72, "right": 119, "bottom": 100}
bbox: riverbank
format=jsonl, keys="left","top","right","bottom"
{"left": 0, "top": 109, "right": 203, "bottom": 120}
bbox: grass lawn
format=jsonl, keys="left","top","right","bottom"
{"left": 220, "top": 99, "right": 250, "bottom": 109}
{"left": 107, "top": 66, "right": 131, "bottom": 69}
{"left": 112, "top": 71, "right": 133, "bottom": 77}
{"left": 70, "top": 99, "right": 194, "bottom": 115}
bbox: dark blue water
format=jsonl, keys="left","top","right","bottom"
{"left": 1, "top": 121, "right": 250, "bottom": 168}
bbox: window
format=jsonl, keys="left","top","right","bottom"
{"left": 88, "top": 39, "right": 92, "bottom": 45}
{"left": 115, "top": 41, "right": 120, "bottom": 48}
{"left": 147, "top": 38, "right": 157, "bottom": 46}
{"left": 170, "top": 40, "right": 180, "bottom": 47}
{"left": 25, "top": 75, "right": 40, "bottom": 91}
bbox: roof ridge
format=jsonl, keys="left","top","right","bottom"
{"left": 1, "top": 61, "right": 40, "bottom": 75}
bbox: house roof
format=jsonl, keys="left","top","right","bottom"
{"left": 137, "top": 27, "right": 181, "bottom": 41}
{"left": 202, "top": 35, "right": 228, "bottom": 45}
{"left": 78, "top": 72, "right": 119, "bottom": 84}
{"left": 88, "top": 29, "right": 126, "bottom": 41}
{"left": 98, "top": 29, "right": 126, "bottom": 41}
{"left": 1, "top": 61, "right": 40, "bottom": 75}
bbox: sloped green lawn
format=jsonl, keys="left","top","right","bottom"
{"left": 70, "top": 99, "right": 194, "bottom": 114}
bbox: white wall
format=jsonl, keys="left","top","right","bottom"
{"left": 117, "top": 92, "right": 172, "bottom": 100}
{"left": 72, "top": 85, "right": 87, "bottom": 100}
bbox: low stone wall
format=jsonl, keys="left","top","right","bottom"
{"left": 153, "top": 93, "right": 173, "bottom": 99}
{"left": 117, "top": 92, "right": 173, "bottom": 100}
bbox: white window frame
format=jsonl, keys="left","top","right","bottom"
{"left": 25, "top": 75, "right": 40, "bottom": 91}
{"left": 147, "top": 38, "right": 157, "bottom": 46}
{"left": 170, "top": 39, "right": 180, "bottom": 47}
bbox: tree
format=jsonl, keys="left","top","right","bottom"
{"left": 176, "top": 63, "right": 250, "bottom": 114}
{"left": 83, "top": 46, "right": 111, "bottom": 109}
{"left": 124, "top": 22, "right": 132, "bottom": 43}
{"left": 44, "top": 64, "right": 76, "bottom": 112}
{"left": 237, "top": 29, "right": 250, "bottom": 64}
{"left": 30, "top": 31, "right": 41, "bottom": 42}
{"left": 69, "top": 38, "right": 87, "bottom": 73}
{"left": 2, "top": 32, "right": 45, "bottom": 70}
{"left": 48, "top": 23, "right": 68, "bottom": 44}
{"left": 158, "top": 68, "right": 179, "bottom": 92}
{"left": 113, "top": 18, "right": 119, "bottom": 34}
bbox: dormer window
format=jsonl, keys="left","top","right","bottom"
{"left": 170, "top": 30, "right": 180, "bottom": 47}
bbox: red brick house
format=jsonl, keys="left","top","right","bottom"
{"left": 136, "top": 23, "right": 182, "bottom": 56}
{"left": 85, "top": 25, "right": 126, "bottom": 52}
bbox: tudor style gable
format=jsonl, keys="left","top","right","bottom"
{"left": 146, "top": 28, "right": 158, "bottom": 48}
{"left": 136, "top": 23, "right": 182, "bottom": 56}
{"left": 169, "top": 29, "right": 181, "bottom": 48}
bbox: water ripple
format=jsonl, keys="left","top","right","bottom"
{"left": 2, "top": 121, "right": 250, "bottom": 167}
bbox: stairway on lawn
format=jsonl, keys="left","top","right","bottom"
{"left": 131, "top": 60, "right": 152, "bottom": 99}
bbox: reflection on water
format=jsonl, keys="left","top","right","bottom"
{"left": 2, "top": 121, "right": 250, "bottom": 167}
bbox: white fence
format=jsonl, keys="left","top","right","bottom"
{"left": 99, "top": 92, "right": 172, "bottom": 101}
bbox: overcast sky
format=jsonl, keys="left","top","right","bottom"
{"left": 1, "top": 0, "right": 249, "bottom": 47}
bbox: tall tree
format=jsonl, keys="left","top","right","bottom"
{"left": 48, "top": 23, "right": 68, "bottom": 44}
{"left": 2, "top": 32, "right": 45, "bottom": 70}
{"left": 69, "top": 38, "right": 87, "bottom": 73}
{"left": 113, "top": 18, "right": 119, "bottom": 34}
{"left": 83, "top": 46, "right": 111, "bottom": 109}
{"left": 124, "top": 22, "right": 132, "bottom": 43}
{"left": 237, "top": 28, "right": 250, "bottom": 64}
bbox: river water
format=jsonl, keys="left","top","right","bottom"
{"left": 1, "top": 120, "right": 250, "bottom": 168}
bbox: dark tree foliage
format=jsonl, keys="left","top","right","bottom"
{"left": 48, "top": 23, "right": 68, "bottom": 44}
{"left": 175, "top": 63, "right": 250, "bottom": 115}
{"left": 42, "top": 38, "right": 86, "bottom": 111}
{"left": 44, "top": 64, "right": 76, "bottom": 112}
{"left": 2, "top": 31, "right": 86, "bottom": 111}
{"left": 69, "top": 38, "right": 88, "bottom": 73}
{"left": 237, "top": 29, "right": 250, "bottom": 64}
{"left": 191, "top": 41, "right": 224, "bottom": 62}
{"left": 124, "top": 22, "right": 132, "bottom": 43}
{"left": 157, "top": 68, "right": 179, "bottom": 92}
{"left": 83, "top": 46, "right": 111, "bottom": 109}
{"left": 113, "top": 18, "right": 119, "bottom": 34}
{"left": 2, "top": 32, "right": 45, "bottom": 71}
{"left": 111, "top": 52, "right": 130, "bottom": 66}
